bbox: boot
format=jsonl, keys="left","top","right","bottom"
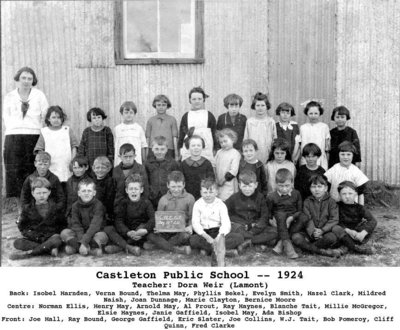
{"left": 143, "top": 242, "right": 155, "bottom": 250}
{"left": 64, "top": 245, "right": 77, "bottom": 255}
{"left": 353, "top": 245, "right": 374, "bottom": 255}
{"left": 173, "top": 245, "right": 192, "bottom": 255}
{"left": 9, "top": 252, "right": 34, "bottom": 260}
{"left": 105, "top": 245, "right": 123, "bottom": 254}
{"left": 90, "top": 248, "right": 103, "bottom": 257}
{"left": 50, "top": 248, "right": 59, "bottom": 257}
{"left": 272, "top": 240, "right": 283, "bottom": 255}
{"left": 282, "top": 239, "right": 299, "bottom": 259}
{"left": 319, "top": 248, "right": 341, "bottom": 258}
{"left": 13, "top": 238, "right": 39, "bottom": 251}
{"left": 341, "top": 235, "right": 374, "bottom": 255}
{"left": 126, "top": 245, "right": 141, "bottom": 256}
{"left": 237, "top": 239, "right": 252, "bottom": 254}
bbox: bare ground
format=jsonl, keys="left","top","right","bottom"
{"left": 1, "top": 205, "right": 400, "bottom": 267}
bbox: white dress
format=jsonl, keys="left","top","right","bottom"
{"left": 114, "top": 123, "right": 148, "bottom": 165}
{"left": 243, "top": 116, "right": 277, "bottom": 164}
{"left": 41, "top": 126, "right": 72, "bottom": 182}
{"left": 215, "top": 148, "right": 241, "bottom": 201}
{"left": 299, "top": 122, "right": 330, "bottom": 170}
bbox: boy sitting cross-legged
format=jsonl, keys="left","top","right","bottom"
{"left": 60, "top": 178, "right": 108, "bottom": 256}
{"left": 104, "top": 174, "right": 155, "bottom": 256}
{"left": 291, "top": 174, "right": 342, "bottom": 258}
{"left": 10, "top": 177, "right": 65, "bottom": 260}
{"left": 146, "top": 170, "right": 195, "bottom": 255}
{"left": 225, "top": 170, "right": 278, "bottom": 254}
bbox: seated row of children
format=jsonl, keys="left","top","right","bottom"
{"left": 11, "top": 145, "right": 376, "bottom": 264}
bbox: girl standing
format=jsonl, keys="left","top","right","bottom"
{"left": 34, "top": 106, "right": 79, "bottom": 183}
{"left": 178, "top": 87, "right": 217, "bottom": 165}
{"left": 243, "top": 92, "right": 277, "bottom": 164}
{"left": 215, "top": 129, "right": 242, "bottom": 201}
{"left": 265, "top": 138, "right": 296, "bottom": 194}
{"left": 299, "top": 100, "right": 330, "bottom": 170}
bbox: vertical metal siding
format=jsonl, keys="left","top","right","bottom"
{"left": 268, "top": 0, "right": 337, "bottom": 126}
{"left": 337, "top": 0, "right": 400, "bottom": 185}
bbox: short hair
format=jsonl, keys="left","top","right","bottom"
{"left": 185, "top": 134, "right": 205, "bottom": 149}
{"left": 268, "top": 138, "right": 292, "bottom": 161}
{"left": 45, "top": 106, "right": 66, "bottom": 126}
{"left": 337, "top": 180, "right": 357, "bottom": 193}
{"left": 251, "top": 92, "right": 271, "bottom": 110}
{"left": 119, "top": 101, "right": 137, "bottom": 114}
{"left": 69, "top": 155, "right": 89, "bottom": 171}
{"left": 215, "top": 128, "right": 238, "bottom": 144}
{"left": 275, "top": 168, "right": 293, "bottom": 183}
{"left": 303, "top": 101, "right": 324, "bottom": 115}
{"left": 309, "top": 174, "right": 329, "bottom": 187}
{"left": 338, "top": 141, "right": 357, "bottom": 154}
{"left": 93, "top": 156, "right": 112, "bottom": 170}
{"left": 31, "top": 177, "right": 51, "bottom": 192}
{"left": 14, "top": 67, "right": 38, "bottom": 86}
{"left": 241, "top": 139, "right": 258, "bottom": 151}
{"left": 331, "top": 106, "right": 351, "bottom": 121}
{"left": 189, "top": 86, "right": 209, "bottom": 101}
{"left": 200, "top": 177, "right": 217, "bottom": 190}
{"left": 87, "top": 107, "right": 107, "bottom": 122}
{"left": 152, "top": 94, "right": 172, "bottom": 109}
{"left": 223, "top": 94, "right": 243, "bottom": 108}
{"left": 167, "top": 171, "right": 185, "bottom": 184}
{"left": 151, "top": 136, "right": 168, "bottom": 147}
{"left": 119, "top": 143, "right": 135, "bottom": 155}
{"left": 125, "top": 173, "right": 143, "bottom": 188}
{"left": 238, "top": 170, "right": 257, "bottom": 184}
{"left": 35, "top": 151, "right": 51, "bottom": 163}
{"left": 78, "top": 178, "right": 96, "bottom": 191}
{"left": 276, "top": 102, "right": 296, "bottom": 116}
{"left": 302, "top": 143, "right": 322, "bottom": 157}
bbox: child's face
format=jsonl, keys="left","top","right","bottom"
{"left": 119, "top": 151, "right": 135, "bottom": 166}
{"left": 200, "top": 186, "right": 218, "bottom": 204}
{"left": 49, "top": 111, "right": 62, "bottom": 128}
{"left": 91, "top": 113, "right": 104, "bottom": 128}
{"left": 126, "top": 182, "right": 143, "bottom": 202}
{"left": 276, "top": 179, "right": 293, "bottom": 195}
{"left": 167, "top": 181, "right": 185, "bottom": 198}
{"left": 227, "top": 103, "right": 240, "bottom": 117}
{"left": 340, "top": 186, "right": 357, "bottom": 204}
{"left": 307, "top": 107, "right": 321, "bottom": 123}
{"left": 273, "top": 148, "right": 287, "bottom": 163}
{"left": 32, "top": 187, "right": 51, "bottom": 205}
{"left": 334, "top": 113, "right": 347, "bottom": 128}
{"left": 279, "top": 110, "right": 291, "bottom": 123}
{"left": 305, "top": 153, "right": 318, "bottom": 167}
{"left": 242, "top": 144, "right": 257, "bottom": 162}
{"left": 190, "top": 92, "right": 205, "bottom": 110}
{"left": 189, "top": 138, "right": 203, "bottom": 157}
{"left": 72, "top": 162, "right": 88, "bottom": 177}
{"left": 310, "top": 183, "right": 328, "bottom": 200}
{"left": 239, "top": 181, "right": 258, "bottom": 197}
{"left": 77, "top": 184, "right": 96, "bottom": 203}
{"left": 122, "top": 108, "right": 136, "bottom": 123}
{"left": 152, "top": 143, "right": 168, "bottom": 160}
{"left": 219, "top": 135, "right": 233, "bottom": 150}
{"left": 339, "top": 151, "right": 353, "bottom": 167}
{"left": 35, "top": 160, "right": 50, "bottom": 177}
{"left": 155, "top": 101, "right": 168, "bottom": 115}
{"left": 254, "top": 101, "right": 268, "bottom": 118}
{"left": 93, "top": 163, "right": 110, "bottom": 179}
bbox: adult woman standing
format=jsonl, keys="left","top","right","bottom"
{"left": 3, "top": 67, "right": 49, "bottom": 202}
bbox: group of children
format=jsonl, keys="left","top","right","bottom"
{"left": 10, "top": 87, "right": 377, "bottom": 266}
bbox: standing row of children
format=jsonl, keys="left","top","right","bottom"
{"left": 11, "top": 87, "right": 376, "bottom": 264}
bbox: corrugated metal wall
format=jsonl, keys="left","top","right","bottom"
{"left": 337, "top": 0, "right": 400, "bottom": 185}
{"left": 1, "top": 0, "right": 399, "bottom": 185}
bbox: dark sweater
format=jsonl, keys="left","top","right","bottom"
{"left": 145, "top": 157, "right": 181, "bottom": 200}
{"left": 237, "top": 160, "right": 268, "bottom": 196}
{"left": 276, "top": 122, "right": 300, "bottom": 156}
{"left": 329, "top": 126, "right": 361, "bottom": 168}
{"left": 65, "top": 172, "right": 91, "bottom": 217}
{"left": 114, "top": 197, "right": 155, "bottom": 235}
{"left": 20, "top": 170, "right": 65, "bottom": 213}
{"left": 225, "top": 191, "right": 269, "bottom": 228}
{"left": 69, "top": 197, "right": 106, "bottom": 245}
{"left": 294, "top": 165, "right": 326, "bottom": 200}
{"left": 93, "top": 174, "right": 115, "bottom": 220}
{"left": 180, "top": 157, "right": 215, "bottom": 200}
{"left": 216, "top": 113, "right": 247, "bottom": 150}
{"left": 18, "top": 200, "right": 66, "bottom": 243}
{"left": 337, "top": 201, "right": 377, "bottom": 233}
{"left": 266, "top": 189, "right": 302, "bottom": 219}
{"left": 303, "top": 193, "right": 338, "bottom": 236}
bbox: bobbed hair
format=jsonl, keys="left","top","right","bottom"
{"left": 120, "top": 101, "right": 137, "bottom": 114}
{"left": 268, "top": 138, "right": 292, "bottom": 162}
{"left": 331, "top": 106, "right": 351, "bottom": 121}
{"left": 14, "top": 66, "right": 38, "bottom": 86}
{"left": 87, "top": 107, "right": 107, "bottom": 122}
{"left": 303, "top": 101, "right": 324, "bottom": 115}
{"left": 223, "top": 94, "right": 243, "bottom": 108}
{"left": 45, "top": 106, "right": 67, "bottom": 126}
{"left": 152, "top": 94, "right": 172, "bottom": 109}
{"left": 302, "top": 143, "right": 322, "bottom": 157}
{"left": 276, "top": 102, "right": 295, "bottom": 116}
